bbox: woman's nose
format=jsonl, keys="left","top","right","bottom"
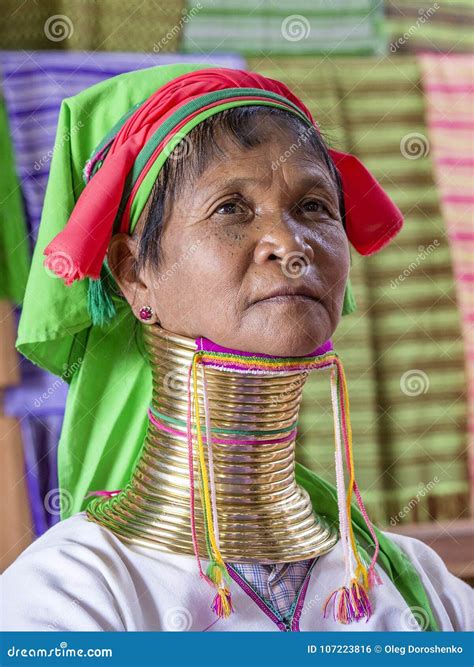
{"left": 253, "top": 218, "right": 315, "bottom": 267}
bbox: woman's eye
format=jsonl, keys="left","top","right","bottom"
{"left": 214, "top": 200, "right": 247, "bottom": 216}
{"left": 297, "top": 199, "right": 328, "bottom": 214}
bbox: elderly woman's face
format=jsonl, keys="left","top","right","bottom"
{"left": 111, "top": 120, "right": 350, "bottom": 356}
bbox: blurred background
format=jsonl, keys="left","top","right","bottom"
{"left": 0, "top": 0, "right": 472, "bottom": 583}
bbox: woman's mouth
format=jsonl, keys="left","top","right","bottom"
{"left": 249, "top": 285, "right": 321, "bottom": 306}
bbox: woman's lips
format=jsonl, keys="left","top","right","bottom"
{"left": 256, "top": 294, "right": 320, "bottom": 307}
{"left": 250, "top": 286, "right": 321, "bottom": 306}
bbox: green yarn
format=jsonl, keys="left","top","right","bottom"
{"left": 342, "top": 278, "right": 357, "bottom": 316}
{"left": 87, "top": 260, "right": 118, "bottom": 327}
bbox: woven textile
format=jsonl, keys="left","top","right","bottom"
{"left": 183, "top": 0, "right": 386, "bottom": 56}
{"left": 418, "top": 54, "right": 474, "bottom": 510}
{"left": 1, "top": 0, "right": 185, "bottom": 52}
{"left": 336, "top": 56, "right": 469, "bottom": 525}
{"left": 385, "top": 0, "right": 474, "bottom": 53}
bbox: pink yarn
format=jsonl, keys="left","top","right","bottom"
{"left": 147, "top": 407, "right": 297, "bottom": 446}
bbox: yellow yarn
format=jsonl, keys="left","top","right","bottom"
{"left": 192, "top": 355, "right": 226, "bottom": 569}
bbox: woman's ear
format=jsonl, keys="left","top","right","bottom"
{"left": 107, "top": 233, "right": 158, "bottom": 322}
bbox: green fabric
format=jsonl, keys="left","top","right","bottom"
{"left": 182, "top": 0, "right": 387, "bottom": 56}
{"left": 0, "top": 0, "right": 186, "bottom": 52}
{"left": 296, "top": 462, "right": 440, "bottom": 631}
{"left": 385, "top": 0, "right": 474, "bottom": 53}
{"left": 16, "top": 62, "right": 356, "bottom": 521}
{"left": 0, "top": 95, "right": 31, "bottom": 305}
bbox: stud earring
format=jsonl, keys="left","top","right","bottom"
{"left": 139, "top": 306, "right": 153, "bottom": 321}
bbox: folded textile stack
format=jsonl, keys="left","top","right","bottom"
{"left": 386, "top": 0, "right": 474, "bottom": 53}
{"left": 183, "top": 0, "right": 387, "bottom": 56}
{"left": 0, "top": 0, "right": 186, "bottom": 52}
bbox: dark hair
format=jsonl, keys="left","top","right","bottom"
{"left": 134, "top": 105, "right": 346, "bottom": 275}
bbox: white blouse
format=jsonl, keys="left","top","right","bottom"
{"left": 1, "top": 512, "right": 473, "bottom": 632}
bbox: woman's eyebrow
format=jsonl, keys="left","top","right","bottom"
{"left": 205, "top": 175, "right": 260, "bottom": 191}
{"left": 293, "top": 173, "right": 337, "bottom": 194}
{"left": 204, "top": 170, "right": 336, "bottom": 193}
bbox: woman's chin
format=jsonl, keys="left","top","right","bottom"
{"left": 256, "top": 335, "right": 327, "bottom": 358}
{"left": 221, "top": 326, "right": 330, "bottom": 358}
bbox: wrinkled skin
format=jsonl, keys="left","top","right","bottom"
{"left": 108, "top": 120, "right": 350, "bottom": 356}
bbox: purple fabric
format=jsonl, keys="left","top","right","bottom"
{"left": 3, "top": 307, "right": 68, "bottom": 534}
{"left": 20, "top": 415, "right": 64, "bottom": 534}
{"left": 0, "top": 50, "right": 246, "bottom": 536}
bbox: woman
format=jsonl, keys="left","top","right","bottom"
{"left": 2, "top": 64, "right": 472, "bottom": 632}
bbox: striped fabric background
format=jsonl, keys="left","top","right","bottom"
{"left": 0, "top": 0, "right": 186, "bottom": 52}
{"left": 183, "top": 0, "right": 387, "bottom": 56}
{"left": 248, "top": 55, "right": 470, "bottom": 527}
{"left": 418, "top": 54, "right": 474, "bottom": 514}
{"left": 385, "top": 0, "right": 474, "bottom": 53}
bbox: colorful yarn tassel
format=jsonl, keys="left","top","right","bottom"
{"left": 212, "top": 586, "right": 234, "bottom": 618}
{"left": 87, "top": 260, "right": 118, "bottom": 327}
{"left": 323, "top": 579, "right": 372, "bottom": 624}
